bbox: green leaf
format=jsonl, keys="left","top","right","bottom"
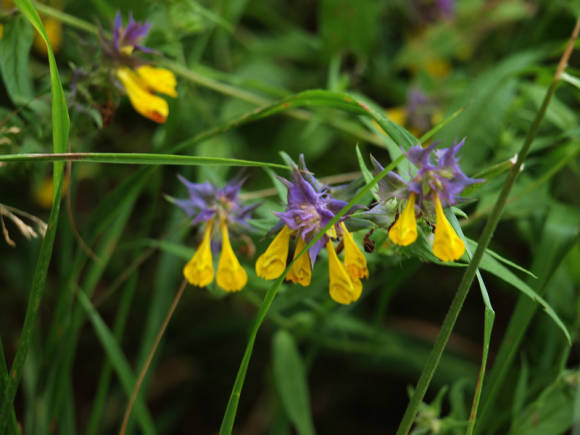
{"left": 0, "top": 0, "right": 70, "bottom": 428}
{"left": 449, "top": 213, "right": 495, "bottom": 435}
{"left": 272, "top": 331, "right": 316, "bottom": 435}
{"left": 77, "top": 292, "right": 157, "bottom": 435}
{"left": 0, "top": 15, "right": 34, "bottom": 104}
{"left": 355, "top": 145, "right": 379, "bottom": 200}
{"left": 508, "top": 372, "right": 580, "bottom": 435}
{"left": 0, "top": 152, "right": 290, "bottom": 169}
{"left": 479, "top": 252, "right": 569, "bottom": 343}
{"left": 218, "top": 155, "right": 404, "bottom": 435}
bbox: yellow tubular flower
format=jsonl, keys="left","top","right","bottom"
{"left": 388, "top": 193, "right": 418, "bottom": 246}
{"left": 340, "top": 223, "right": 368, "bottom": 280}
{"left": 136, "top": 66, "right": 178, "bottom": 98}
{"left": 286, "top": 236, "right": 311, "bottom": 286}
{"left": 433, "top": 195, "right": 465, "bottom": 262}
{"left": 183, "top": 219, "right": 214, "bottom": 287}
{"left": 255, "top": 226, "right": 291, "bottom": 280}
{"left": 116, "top": 67, "right": 169, "bottom": 123}
{"left": 216, "top": 220, "right": 247, "bottom": 292}
{"left": 327, "top": 241, "right": 361, "bottom": 305}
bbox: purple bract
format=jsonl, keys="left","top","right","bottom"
{"left": 172, "top": 176, "right": 257, "bottom": 232}
{"left": 274, "top": 157, "right": 350, "bottom": 264}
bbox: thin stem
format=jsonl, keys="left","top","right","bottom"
{"left": 118, "top": 279, "right": 188, "bottom": 435}
{"left": 396, "top": 18, "right": 580, "bottom": 435}
{"left": 28, "top": 2, "right": 384, "bottom": 147}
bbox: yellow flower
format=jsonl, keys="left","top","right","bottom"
{"left": 135, "top": 65, "right": 178, "bottom": 98}
{"left": 432, "top": 195, "right": 465, "bottom": 262}
{"left": 327, "top": 241, "right": 362, "bottom": 305}
{"left": 216, "top": 220, "right": 247, "bottom": 292}
{"left": 255, "top": 225, "right": 291, "bottom": 280}
{"left": 183, "top": 219, "right": 214, "bottom": 287}
{"left": 286, "top": 236, "right": 311, "bottom": 286}
{"left": 116, "top": 66, "right": 177, "bottom": 123}
{"left": 340, "top": 222, "right": 368, "bottom": 280}
{"left": 389, "top": 193, "right": 418, "bottom": 246}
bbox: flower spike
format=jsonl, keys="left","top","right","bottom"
{"left": 371, "top": 139, "right": 480, "bottom": 262}
{"left": 255, "top": 155, "right": 368, "bottom": 303}
{"left": 173, "top": 176, "right": 256, "bottom": 293}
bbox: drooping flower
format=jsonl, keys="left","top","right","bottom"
{"left": 172, "top": 176, "right": 257, "bottom": 292}
{"left": 372, "top": 139, "right": 481, "bottom": 262}
{"left": 255, "top": 156, "right": 368, "bottom": 305}
{"left": 104, "top": 12, "right": 177, "bottom": 123}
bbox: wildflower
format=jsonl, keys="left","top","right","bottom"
{"left": 255, "top": 156, "right": 367, "bottom": 305}
{"left": 104, "top": 12, "right": 177, "bottom": 123}
{"left": 372, "top": 139, "right": 481, "bottom": 262}
{"left": 172, "top": 176, "right": 257, "bottom": 292}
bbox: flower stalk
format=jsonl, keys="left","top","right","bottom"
{"left": 396, "top": 18, "right": 580, "bottom": 435}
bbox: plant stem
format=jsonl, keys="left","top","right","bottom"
{"left": 395, "top": 18, "right": 580, "bottom": 435}
{"left": 119, "top": 279, "right": 187, "bottom": 435}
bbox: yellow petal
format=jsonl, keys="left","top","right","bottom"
{"left": 116, "top": 67, "right": 168, "bottom": 123}
{"left": 183, "top": 219, "right": 214, "bottom": 287}
{"left": 216, "top": 220, "right": 247, "bottom": 292}
{"left": 255, "top": 226, "right": 291, "bottom": 280}
{"left": 433, "top": 196, "right": 465, "bottom": 262}
{"left": 136, "top": 65, "right": 178, "bottom": 98}
{"left": 327, "top": 241, "right": 361, "bottom": 305}
{"left": 389, "top": 193, "right": 418, "bottom": 246}
{"left": 340, "top": 223, "right": 368, "bottom": 280}
{"left": 286, "top": 236, "right": 311, "bottom": 286}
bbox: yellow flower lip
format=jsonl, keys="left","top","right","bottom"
{"left": 183, "top": 218, "right": 214, "bottom": 287}
{"left": 389, "top": 193, "right": 418, "bottom": 246}
{"left": 340, "top": 222, "right": 368, "bottom": 281}
{"left": 432, "top": 196, "right": 465, "bottom": 262}
{"left": 286, "top": 236, "right": 312, "bottom": 286}
{"left": 327, "top": 241, "right": 362, "bottom": 305}
{"left": 216, "top": 219, "right": 247, "bottom": 292}
{"left": 255, "top": 226, "right": 291, "bottom": 280}
{"left": 116, "top": 66, "right": 178, "bottom": 123}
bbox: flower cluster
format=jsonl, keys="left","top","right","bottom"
{"left": 171, "top": 143, "right": 477, "bottom": 303}
{"left": 373, "top": 139, "right": 480, "bottom": 261}
{"left": 255, "top": 157, "right": 368, "bottom": 305}
{"left": 104, "top": 13, "right": 177, "bottom": 123}
{"left": 173, "top": 176, "right": 257, "bottom": 292}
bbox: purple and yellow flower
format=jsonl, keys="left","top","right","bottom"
{"left": 255, "top": 157, "right": 367, "bottom": 305}
{"left": 104, "top": 12, "right": 177, "bottom": 123}
{"left": 373, "top": 139, "right": 481, "bottom": 262}
{"left": 172, "top": 176, "right": 257, "bottom": 292}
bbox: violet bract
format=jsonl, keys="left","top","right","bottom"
{"left": 255, "top": 156, "right": 368, "bottom": 305}
{"left": 172, "top": 176, "right": 257, "bottom": 292}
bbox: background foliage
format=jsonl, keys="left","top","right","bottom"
{"left": 0, "top": 0, "right": 579, "bottom": 434}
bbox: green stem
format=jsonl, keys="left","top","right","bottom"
{"left": 218, "top": 156, "right": 404, "bottom": 434}
{"left": 29, "top": 2, "right": 384, "bottom": 147}
{"left": 395, "top": 18, "right": 580, "bottom": 435}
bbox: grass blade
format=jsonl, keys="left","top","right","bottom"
{"left": 0, "top": 0, "right": 70, "bottom": 427}
{"left": 77, "top": 292, "right": 156, "bottom": 434}
{"left": 218, "top": 155, "right": 404, "bottom": 434}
